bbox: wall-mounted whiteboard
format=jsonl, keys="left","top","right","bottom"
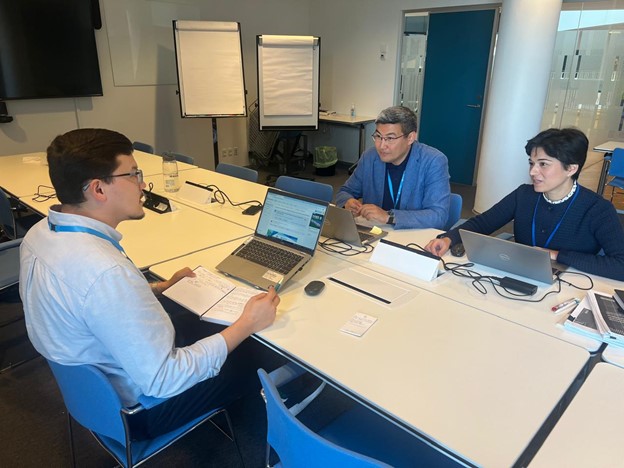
{"left": 173, "top": 20, "right": 247, "bottom": 117}
{"left": 257, "top": 35, "right": 320, "bottom": 130}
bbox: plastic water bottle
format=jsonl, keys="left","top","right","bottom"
{"left": 350, "top": 103, "right": 356, "bottom": 118}
{"left": 162, "top": 153, "right": 180, "bottom": 192}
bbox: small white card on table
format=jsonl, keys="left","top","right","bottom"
{"left": 340, "top": 312, "right": 377, "bottom": 337}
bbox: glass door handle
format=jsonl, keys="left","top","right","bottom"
{"left": 466, "top": 104, "right": 481, "bottom": 108}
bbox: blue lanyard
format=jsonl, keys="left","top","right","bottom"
{"left": 531, "top": 188, "right": 579, "bottom": 249}
{"left": 48, "top": 221, "right": 127, "bottom": 257}
{"left": 387, "top": 171, "right": 406, "bottom": 209}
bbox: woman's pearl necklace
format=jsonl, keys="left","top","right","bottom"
{"left": 543, "top": 180, "right": 577, "bottom": 205}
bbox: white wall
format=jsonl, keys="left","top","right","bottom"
{"left": 1, "top": 0, "right": 502, "bottom": 168}
{"left": 200, "top": 0, "right": 312, "bottom": 167}
{"left": 305, "top": 0, "right": 497, "bottom": 163}
{"left": 309, "top": 0, "right": 498, "bottom": 118}
{"left": 0, "top": 0, "right": 311, "bottom": 170}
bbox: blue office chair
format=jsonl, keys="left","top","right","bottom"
{"left": 48, "top": 360, "right": 241, "bottom": 468}
{"left": 162, "top": 151, "right": 195, "bottom": 165}
{"left": 275, "top": 176, "right": 333, "bottom": 203}
{"left": 132, "top": 141, "right": 155, "bottom": 154}
{"left": 259, "top": 368, "right": 388, "bottom": 467}
{"left": 216, "top": 162, "right": 259, "bottom": 183}
{"left": 0, "top": 238, "right": 21, "bottom": 293}
{"left": 0, "top": 238, "right": 40, "bottom": 370}
{"left": 607, "top": 148, "right": 624, "bottom": 202}
{"left": 0, "top": 188, "right": 41, "bottom": 240}
{"left": 1, "top": 237, "right": 23, "bottom": 325}
{"left": 258, "top": 368, "right": 449, "bottom": 468}
{"left": 0, "top": 189, "right": 15, "bottom": 239}
{"left": 443, "top": 193, "right": 463, "bottom": 231}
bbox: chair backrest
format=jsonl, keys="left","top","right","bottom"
{"left": 216, "top": 163, "right": 259, "bottom": 183}
{"left": 275, "top": 176, "right": 333, "bottom": 203}
{"left": 163, "top": 151, "right": 195, "bottom": 165}
{"left": 258, "top": 369, "right": 386, "bottom": 468}
{"left": 0, "top": 238, "right": 22, "bottom": 291}
{"left": 608, "top": 148, "right": 624, "bottom": 178}
{"left": 47, "top": 360, "right": 128, "bottom": 445}
{"left": 443, "top": 193, "right": 463, "bottom": 231}
{"left": 0, "top": 188, "right": 16, "bottom": 239}
{"left": 132, "top": 141, "right": 155, "bottom": 154}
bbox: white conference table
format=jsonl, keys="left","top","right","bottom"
{"left": 144, "top": 168, "right": 269, "bottom": 229}
{"left": 116, "top": 207, "right": 250, "bottom": 270}
{"left": 529, "top": 362, "right": 624, "bottom": 467}
{"left": 150, "top": 241, "right": 590, "bottom": 468}
{"left": 322, "top": 227, "right": 604, "bottom": 352}
{"left": 592, "top": 140, "right": 624, "bottom": 195}
{"left": 13, "top": 162, "right": 254, "bottom": 270}
{"left": 0, "top": 150, "right": 195, "bottom": 199}
{"left": 20, "top": 194, "right": 251, "bottom": 270}
{"left": 134, "top": 150, "right": 196, "bottom": 175}
{"left": 318, "top": 113, "right": 376, "bottom": 157}
{"left": 593, "top": 141, "right": 623, "bottom": 152}
{"left": 0, "top": 153, "right": 53, "bottom": 197}
{"left": 602, "top": 344, "right": 624, "bottom": 369}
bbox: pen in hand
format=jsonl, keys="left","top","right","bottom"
{"left": 551, "top": 298, "right": 580, "bottom": 313}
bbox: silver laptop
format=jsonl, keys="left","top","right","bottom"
{"left": 459, "top": 229, "right": 559, "bottom": 284}
{"left": 322, "top": 205, "right": 388, "bottom": 246}
{"left": 216, "top": 188, "right": 329, "bottom": 290}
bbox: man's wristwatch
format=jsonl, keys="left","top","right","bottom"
{"left": 387, "top": 210, "right": 396, "bottom": 225}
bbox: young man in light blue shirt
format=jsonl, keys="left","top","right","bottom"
{"left": 20, "top": 128, "right": 281, "bottom": 438}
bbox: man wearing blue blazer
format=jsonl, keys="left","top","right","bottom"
{"left": 336, "top": 106, "right": 450, "bottom": 229}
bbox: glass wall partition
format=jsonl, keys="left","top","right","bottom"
{"left": 542, "top": 1, "right": 624, "bottom": 148}
{"left": 397, "top": 13, "right": 428, "bottom": 120}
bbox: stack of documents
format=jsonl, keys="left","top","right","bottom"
{"left": 564, "top": 291, "right": 624, "bottom": 347}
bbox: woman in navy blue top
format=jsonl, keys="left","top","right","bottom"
{"left": 426, "top": 128, "right": 624, "bottom": 281}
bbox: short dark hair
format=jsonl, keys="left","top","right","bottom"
{"left": 525, "top": 127, "right": 588, "bottom": 180}
{"left": 375, "top": 106, "right": 418, "bottom": 135}
{"left": 47, "top": 128, "right": 133, "bottom": 204}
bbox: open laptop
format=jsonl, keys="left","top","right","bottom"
{"left": 459, "top": 229, "right": 562, "bottom": 284}
{"left": 321, "top": 205, "right": 388, "bottom": 246}
{"left": 216, "top": 188, "right": 329, "bottom": 290}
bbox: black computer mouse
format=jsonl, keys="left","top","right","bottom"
{"left": 450, "top": 243, "right": 465, "bottom": 257}
{"left": 304, "top": 280, "right": 325, "bottom": 296}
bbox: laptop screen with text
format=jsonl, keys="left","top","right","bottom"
{"left": 255, "top": 189, "right": 327, "bottom": 255}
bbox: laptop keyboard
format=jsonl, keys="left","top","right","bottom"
{"left": 235, "top": 239, "right": 304, "bottom": 274}
{"left": 357, "top": 231, "right": 376, "bottom": 242}
{"left": 355, "top": 224, "right": 376, "bottom": 242}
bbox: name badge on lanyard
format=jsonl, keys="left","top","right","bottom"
{"left": 531, "top": 189, "right": 579, "bottom": 248}
{"left": 387, "top": 171, "right": 406, "bottom": 209}
{"left": 48, "top": 221, "right": 129, "bottom": 259}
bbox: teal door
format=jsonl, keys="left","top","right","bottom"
{"left": 418, "top": 9, "right": 496, "bottom": 185}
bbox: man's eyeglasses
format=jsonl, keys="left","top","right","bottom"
{"left": 82, "top": 169, "right": 144, "bottom": 191}
{"left": 371, "top": 133, "right": 407, "bottom": 144}
{"left": 109, "top": 169, "right": 144, "bottom": 184}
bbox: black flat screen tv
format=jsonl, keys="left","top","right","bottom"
{"left": 0, "top": 0, "right": 103, "bottom": 100}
